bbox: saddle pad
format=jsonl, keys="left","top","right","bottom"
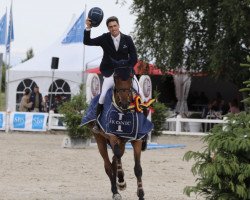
{"left": 81, "top": 88, "right": 153, "bottom": 140}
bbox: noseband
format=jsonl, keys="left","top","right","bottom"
{"left": 113, "top": 76, "right": 133, "bottom": 112}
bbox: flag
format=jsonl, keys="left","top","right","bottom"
{"left": 61, "top": 12, "right": 85, "bottom": 44}
{"left": 6, "top": 4, "right": 14, "bottom": 53}
{"left": 0, "top": 12, "right": 7, "bottom": 45}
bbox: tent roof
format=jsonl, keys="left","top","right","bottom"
{"left": 10, "top": 14, "right": 103, "bottom": 72}
{"left": 10, "top": 43, "right": 103, "bottom": 72}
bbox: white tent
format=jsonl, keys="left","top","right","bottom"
{"left": 7, "top": 33, "right": 102, "bottom": 111}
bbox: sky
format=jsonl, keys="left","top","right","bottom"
{"left": 0, "top": 0, "right": 136, "bottom": 65}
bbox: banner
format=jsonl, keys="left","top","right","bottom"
{"left": 0, "top": 12, "right": 7, "bottom": 45}
{"left": 6, "top": 4, "right": 14, "bottom": 53}
{"left": 86, "top": 73, "right": 100, "bottom": 103}
{"left": 0, "top": 112, "right": 6, "bottom": 130}
{"left": 139, "top": 75, "right": 152, "bottom": 101}
{"left": 61, "top": 11, "right": 85, "bottom": 44}
{"left": 10, "top": 112, "right": 48, "bottom": 131}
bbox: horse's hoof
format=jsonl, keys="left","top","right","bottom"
{"left": 117, "top": 180, "right": 127, "bottom": 191}
{"left": 113, "top": 193, "right": 122, "bottom": 200}
{"left": 137, "top": 188, "right": 145, "bottom": 199}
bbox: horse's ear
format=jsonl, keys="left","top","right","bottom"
{"left": 110, "top": 58, "right": 130, "bottom": 68}
{"left": 114, "top": 67, "right": 133, "bottom": 81}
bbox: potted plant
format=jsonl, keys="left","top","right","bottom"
{"left": 58, "top": 85, "right": 92, "bottom": 148}
{"left": 188, "top": 112, "right": 202, "bottom": 132}
{"left": 151, "top": 91, "right": 168, "bottom": 138}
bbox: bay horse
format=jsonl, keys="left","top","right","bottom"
{"left": 82, "top": 66, "right": 153, "bottom": 200}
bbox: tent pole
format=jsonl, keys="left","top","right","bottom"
{"left": 49, "top": 69, "right": 55, "bottom": 112}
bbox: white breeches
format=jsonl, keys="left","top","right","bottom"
{"left": 98, "top": 75, "right": 145, "bottom": 104}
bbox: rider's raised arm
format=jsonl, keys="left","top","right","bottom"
{"left": 83, "top": 29, "right": 103, "bottom": 46}
{"left": 83, "top": 17, "right": 103, "bottom": 46}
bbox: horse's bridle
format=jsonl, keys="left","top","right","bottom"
{"left": 113, "top": 77, "right": 133, "bottom": 112}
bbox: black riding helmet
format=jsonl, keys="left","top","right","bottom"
{"left": 88, "top": 7, "right": 104, "bottom": 27}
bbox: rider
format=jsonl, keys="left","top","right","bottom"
{"left": 84, "top": 16, "right": 145, "bottom": 133}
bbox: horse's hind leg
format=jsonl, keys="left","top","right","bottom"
{"left": 131, "top": 140, "right": 145, "bottom": 200}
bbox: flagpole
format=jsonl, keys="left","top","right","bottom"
{"left": 8, "top": 1, "right": 13, "bottom": 66}
{"left": 6, "top": 1, "right": 13, "bottom": 111}
{"left": 5, "top": 6, "right": 9, "bottom": 112}
{"left": 4, "top": 7, "right": 7, "bottom": 66}
{"left": 82, "top": 4, "right": 87, "bottom": 93}
{"left": 0, "top": 8, "right": 7, "bottom": 110}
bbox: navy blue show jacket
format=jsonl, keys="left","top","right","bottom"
{"left": 84, "top": 30, "right": 137, "bottom": 77}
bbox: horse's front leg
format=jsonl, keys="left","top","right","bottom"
{"left": 113, "top": 141, "right": 127, "bottom": 191}
{"left": 131, "top": 140, "right": 145, "bottom": 200}
{"left": 93, "top": 133, "right": 121, "bottom": 200}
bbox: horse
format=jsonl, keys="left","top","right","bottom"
{"left": 82, "top": 65, "right": 153, "bottom": 200}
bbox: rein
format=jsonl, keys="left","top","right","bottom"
{"left": 112, "top": 77, "right": 133, "bottom": 112}
{"left": 112, "top": 87, "right": 133, "bottom": 112}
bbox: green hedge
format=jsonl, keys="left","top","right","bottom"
{"left": 59, "top": 87, "right": 91, "bottom": 140}
{"left": 151, "top": 101, "right": 168, "bottom": 136}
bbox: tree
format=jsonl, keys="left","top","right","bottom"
{"left": 124, "top": 0, "right": 250, "bottom": 86}
{"left": 183, "top": 55, "right": 250, "bottom": 199}
{"left": 1, "top": 61, "right": 7, "bottom": 92}
{"left": 240, "top": 55, "right": 250, "bottom": 111}
{"left": 21, "top": 48, "right": 34, "bottom": 63}
{"left": 183, "top": 113, "right": 250, "bottom": 200}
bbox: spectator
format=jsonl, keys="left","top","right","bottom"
{"left": 215, "top": 92, "right": 223, "bottom": 107}
{"left": 29, "top": 86, "right": 43, "bottom": 112}
{"left": 219, "top": 100, "right": 229, "bottom": 115}
{"left": 52, "top": 95, "right": 64, "bottom": 126}
{"left": 52, "top": 95, "right": 63, "bottom": 113}
{"left": 199, "top": 91, "right": 209, "bottom": 105}
{"left": 229, "top": 99, "right": 240, "bottom": 114}
{"left": 201, "top": 99, "right": 219, "bottom": 118}
{"left": 43, "top": 95, "right": 50, "bottom": 112}
{"left": 19, "top": 89, "right": 33, "bottom": 112}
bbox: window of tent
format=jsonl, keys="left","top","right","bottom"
{"left": 48, "top": 79, "right": 71, "bottom": 105}
{"left": 16, "top": 79, "right": 37, "bottom": 111}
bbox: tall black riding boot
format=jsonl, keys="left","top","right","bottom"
{"left": 92, "top": 103, "right": 104, "bottom": 134}
{"left": 143, "top": 108, "right": 148, "bottom": 117}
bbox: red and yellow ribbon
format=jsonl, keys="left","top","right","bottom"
{"left": 129, "top": 95, "right": 155, "bottom": 113}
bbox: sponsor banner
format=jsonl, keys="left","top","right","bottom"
{"left": 86, "top": 73, "right": 101, "bottom": 103}
{"left": 139, "top": 75, "right": 152, "bottom": 121}
{"left": 139, "top": 75, "right": 152, "bottom": 101}
{"left": 10, "top": 112, "right": 48, "bottom": 131}
{"left": 0, "top": 112, "right": 6, "bottom": 130}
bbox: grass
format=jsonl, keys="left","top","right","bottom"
{"left": 0, "top": 92, "right": 6, "bottom": 111}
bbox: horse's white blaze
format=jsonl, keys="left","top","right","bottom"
{"left": 116, "top": 113, "right": 124, "bottom": 132}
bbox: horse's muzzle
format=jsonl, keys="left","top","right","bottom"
{"left": 119, "top": 102, "right": 130, "bottom": 110}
